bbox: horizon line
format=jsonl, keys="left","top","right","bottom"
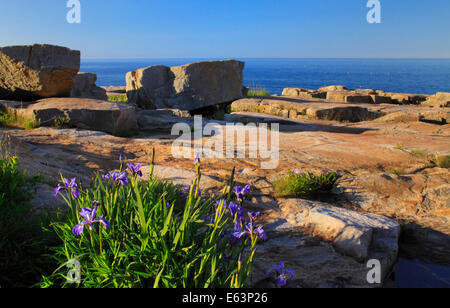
{"left": 81, "top": 57, "right": 450, "bottom": 61}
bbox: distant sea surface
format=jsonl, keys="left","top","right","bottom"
{"left": 81, "top": 58, "right": 450, "bottom": 95}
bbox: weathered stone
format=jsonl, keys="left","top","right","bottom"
{"left": 136, "top": 108, "right": 192, "bottom": 130}
{"left": 4, "top": 98, "right": 137, "bottom": 134}
{"left": 252, "top": 198, "right": 400, "bottom": 287}
{"left": 0, "top": 44, "right": 80, "bottom": 101}
{"left": 282, "top": 88, "right": 326, "bottom": 99}
{"left": 126, "top": 60, "right": 244, "bottom": 110}
{"left": 390, "top": 93, "right": 428, "bottom": 105}
{"left": 231, "top": 98, "right": 382, "bottom": 122}
{"left": 370, "top": 94, "right": 393, "bottom": 104}
{"left": 419, "top": 110, "right": 450, "bottom": 124}
{"left": 422, "top": 92, "right": 450, "bottom": 108}
{"left": 269, "top": 199, "right": 400, "bottom": 261}
{"left": 327, "top": 90, "right": 373, "bottom": 104}
{"left": 71, "top": 72, "right": 107, "bottom": 100}
{"left": 318, "top": 85, "right": 348, "bottom": 92}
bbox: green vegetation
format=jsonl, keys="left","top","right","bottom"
{"left": 0, "top": 150, "right": 52, "bottom": 287}
{"left": 41, "top": 155, "right": 265, "bottom": 288}
{"left": 434, "top": 155, "right": 450, "bottom": 168}
{"left": 53, "top": 114, "right": 71, "bottom": 129}
{"left": 0, "top": 110, "right": 41, "bottom": 130}
{"left": 273, "top": 172, "right": 340, "bottom": 198}
{"left": 394, "top": 144, "right": 430, "bottom": 159}
{"left": 247, "top": 84, "right": 271, "bottom": 97}
{"left": 108, "top": 94, "right": 128, "bottom": 104}
{"left": 407, "top": 149, "right": 429, "bottom": 159}
{"left": 390, "top": 167, "right": 406, "bottom": 175}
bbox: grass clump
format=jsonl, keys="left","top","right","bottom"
{"left": 247, "top": 84, "right": 271, "bottom": 98}
{"left": 273, "top": 172, "right": 340, "bottom": 198}
{"left": 0, "top": 110, "right": 41, "bottom": 130}
{"left": 108, "top": 94, "right": 128, "bottom": 104}
{"left": 434, "top": 155, "right": 450, "bottom": 168}
{"left": 390, "top": 167, "right": 406, "bottom": 175}
{"left": 42, "top": 153, "right": 266, "bottom": 288}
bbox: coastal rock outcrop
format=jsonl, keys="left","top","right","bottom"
{"left": 281, "top": 86, "right": 432, "bottom": 105}
{"left": 126, "top": 60, "right": 245, "bottom": 110}
{"left": 70, "top": 72, "right": 108, "bottom": 100}
{"left": 0, "top": 98, "right": 137, "bottom": 135}
{"left": 0, "top": 44, "right": 80, "bottom": 101}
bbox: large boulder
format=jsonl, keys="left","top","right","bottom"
{"left": 71, "top": 72, "right": 108, "bottom": 100}
{"left": 0, "top": 44, "right": 80, "bottom": 101}
{"left": 1, "top": 98, "right": 137, "bottom": 135}
{"left": 126, "top": 60, "right": 245, "bottom": 110}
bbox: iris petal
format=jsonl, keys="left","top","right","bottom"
{"left": 72, "top": 223, "right": 85, "bottom": 236}
{"left": 80, "top": 207, "right": 92, "bottom": 221}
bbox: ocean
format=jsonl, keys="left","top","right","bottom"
{"left": 81, "top": 58, "right": 450, "bottom": 95}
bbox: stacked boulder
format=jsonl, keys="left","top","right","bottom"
{"left": 126, "top": 60, "right": 245, "bottom": 110}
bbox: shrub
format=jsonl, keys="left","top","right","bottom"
{"left": 42, "top": 154, "right": 265, "bottom": 288}
{"left": 273, "top": 172, "right": 340, "bottom": 198}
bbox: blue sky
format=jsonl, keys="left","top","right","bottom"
{"left": 1, "top": 0, "right": 449, "bottom": 59}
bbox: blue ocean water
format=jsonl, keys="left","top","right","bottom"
{"left": 81, "top": 58, "right": 450, "bottom": 95}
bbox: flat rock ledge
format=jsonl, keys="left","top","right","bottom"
{"left": 0, "top": 98, "right": 137, "bottom": 135}
{"left": 253, "top": 199, "right": 400, "bottom": 288}
{"left": 231, "top": 97, "right": 450, "bottom": 124}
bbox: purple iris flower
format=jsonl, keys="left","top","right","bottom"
{"left": 72, "top": 207, "right": 110, "bottom": 236}
{"left": 54, "top": 178, "right": 79, "bottom": 199}
{"left": 127, "top": 163, "right": 143, "bottom": 177}
{"left": 233, "top": 184, "right": 251, "bottom": 202}
{"left": 103, "top": 171, "right": 128, "bottom": 186}
{"left": 227, "top": 201, "right": 244, "bottom": 220}
{"left": 232, "top": 221, "right": 266, "bottom": 241}
{"left": 266, "top": 262, "right": 294, "bottom": 287}
{"left": 248, "top": 211, "right": 261, "bottom": 221}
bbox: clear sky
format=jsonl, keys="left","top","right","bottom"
{"left": 1, "top": 0, "right": 449, "bottom": 59}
